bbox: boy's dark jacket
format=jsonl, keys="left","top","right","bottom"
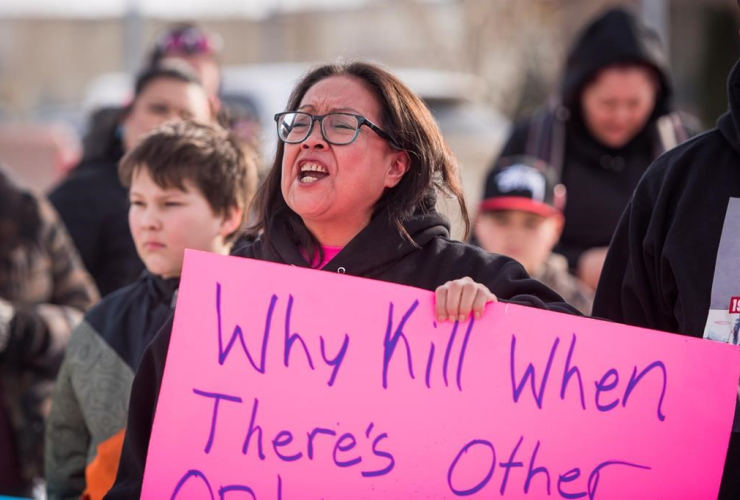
{"left": 46, "top": 272, "right": 177, "bottom": 499}
{"left": 594, "top": 58, "right": 740, "bottom": 499}
{"left": 493, "top": 7, "right": 695, "bottom": 270}
{"left": 106, "top": 204, "right": 579, "bottom": 497}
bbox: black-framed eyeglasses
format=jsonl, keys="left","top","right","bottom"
{"left": 274, "top": 111, "right": 399, "bottom": 148}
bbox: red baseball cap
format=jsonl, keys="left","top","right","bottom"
{"left": 479, "top": 156, "right": 566, "bottom": 217}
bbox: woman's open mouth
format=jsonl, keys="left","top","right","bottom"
{"left": 299, "top": 162, "right": 329, "bottom": 184}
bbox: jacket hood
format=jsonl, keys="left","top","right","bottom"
{"left": 718, "top": 58, "right": 740, "bottom": 154}
{"left": 561, "top": 7, "right": 672, "bottom": 117}
{"left": 244, "top": 197, "right": 451, "bottom": 278}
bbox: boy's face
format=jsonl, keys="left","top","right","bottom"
{"left": 474, "top": 209, "right": 562, "bottom": 276}
{"left": 128, "top": 167, "right": 239, "bottom": 279}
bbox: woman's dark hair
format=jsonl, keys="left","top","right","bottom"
{"left": 249, "top": 61, "right": 468, "bottom": 259}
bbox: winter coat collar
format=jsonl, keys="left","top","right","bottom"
{"left": 143, "top": 271, "right": 179, "bottom": 308}
{"left": 238, "top": 198, "right": 451, "bottom": 278}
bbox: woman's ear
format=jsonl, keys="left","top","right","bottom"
{"left": 384, "top": 150, "right": 411, "bottom": 188}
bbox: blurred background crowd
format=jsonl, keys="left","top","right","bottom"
{"left": 2, "top": 0, "right": 740, "bottom": 497}
{"left": 1, "top": 0, "right": 738, "bottom": 205}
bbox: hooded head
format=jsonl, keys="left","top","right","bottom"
{"left": 561, "top": 7, "right": 672, "bottom": 118}
{"left": 560, "top": 7, "right": 672, "bottom": 148}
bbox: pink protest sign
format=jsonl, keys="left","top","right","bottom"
{"left": 142, "top": 250, "right": 740, "bottom": 499}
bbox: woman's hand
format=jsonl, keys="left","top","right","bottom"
{"left": 435, "top": 277, "right": 498, "bottom": 323}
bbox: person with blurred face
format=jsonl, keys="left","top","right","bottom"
{"left": 147, "top": 23, "right": 265, "bottom": 155}
{"left": 0, "top": 166, "right": 98, "bottom": 498}
{"left": 147, "top": 23, "right": 223, "bottom": 108}
{"left": 580, "top": 65, "right": 658, "bottom": 149}
{"left": 485, "top": 6, "right": 697, "bottom": 290}
{"left": 106, "top": 61, "right": 580, "bottom": 498}
{"left": 594, "top": 2, "right": 740, "bottom": 497}
{"left": 45, "top": 121, "right": 255, "bottom": 500}
{"left": 474, "top": 157, "right": 593, "bottom": 314}
{"left": 120, "top": 69, "right": 212, "bottom": 152}
{"left": 49, "top": 62, "right": 214, "bottom": 296}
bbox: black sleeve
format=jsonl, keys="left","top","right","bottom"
{"left": 592, "top": 173, "right": 677, "bottom": 332}
{"left": 48, "top": 180, "right": 101, "bottom": 282}
{"left": 105, "top": 316, "right": 173, "bottom": 499}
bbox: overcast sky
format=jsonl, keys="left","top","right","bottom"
{"left": 0, "top": 0, "right": 370, "bottom": 19}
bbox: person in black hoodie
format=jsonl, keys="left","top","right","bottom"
{"left": 48, "top": 62, "right": 214, "bottom": 297}
{"left": 487, "top": 6, "right": 696, "bottom": 290}
{"left": 593, "top": 7, "right": 740, "bottom": 497}
{"left": 106, "top": 61, "right": 580, "bottom": 497}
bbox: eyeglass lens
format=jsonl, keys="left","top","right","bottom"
{"left": 278, "top": 113, "right": 360, "bottom": 145}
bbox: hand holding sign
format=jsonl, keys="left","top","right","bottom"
{"left": 142, "top": 250, "right": 740, "bottom": 499}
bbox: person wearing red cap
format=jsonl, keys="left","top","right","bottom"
{"left": 474, "top": 156, "right": 593, "bottom": 314}
{"left": 595, "top": 4, "right": 740, "bottom": 498}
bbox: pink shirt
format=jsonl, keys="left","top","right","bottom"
{"left": 300, "top": 245, "right": 343, "bottom": 269}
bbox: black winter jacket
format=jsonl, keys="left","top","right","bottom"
{"left": 594, "top": 58, "right": 740, "bottom": 499}
{"left": 490, "top": 7, "right": 694, "bottom": 270}
{"left": 106, "top": 204, "right": 579, "bottom": 498}
{"left": 48, "top": 111, "right": 144, "bottom": 297}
